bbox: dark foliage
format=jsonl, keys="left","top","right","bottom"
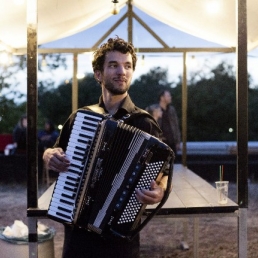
{"left": 1, "top": 61, "right": 258, "bottom": 141}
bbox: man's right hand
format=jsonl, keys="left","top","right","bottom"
{"left": 43, "top": 148, "right": 70, "bottom": 173}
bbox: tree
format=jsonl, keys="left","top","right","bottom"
{"left": 129, "top": 67, "right": 174, "bottom": 108}
{"left": 180, "top": 62, "right": 237, "bottom": 141}
{"left": 0, "top": 53, "right": 67, "bottom": 133}
{"left": 0, "top": 96, "right": 26, "bottom": 134}
{"left": 38, "top": 73, "right": 101, "bottom": 127}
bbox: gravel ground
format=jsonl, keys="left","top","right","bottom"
{"left": 0, "top": 181, "right": 258, "bottom": 258}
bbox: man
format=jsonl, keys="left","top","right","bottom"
{"left": 158, "top": 90, "right": 181, "bottom": 157}
{"left": 43, "top": 36, "right": 170, "bottom": 258}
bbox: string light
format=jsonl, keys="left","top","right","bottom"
{"left": 41, "top": 54, "right": 47, "bottom": 67}
{"left": 141, "top": 55, "right": 145, "bottom": 67}
{"left": 186, "top": 55, "right": 198, "bottom": 68}
{"left": 0, "top": 51, "right": 13, "bottom": 66}
{"left": 206, "top": 0, "right": 221, "bottom": 14}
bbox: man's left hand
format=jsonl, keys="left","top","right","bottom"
{"left": 135, "top": 180, "right": 164, "bottom": 205}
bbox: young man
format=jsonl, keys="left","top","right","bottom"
{"left": 43, "top": 36, "right": 169, "bottom": 258}
{"left": 158, "top": 90, "right": 181, "bottom": 157}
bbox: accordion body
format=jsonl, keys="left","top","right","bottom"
{"left": 47, "top": 110, "right": 174, "bottom": 239}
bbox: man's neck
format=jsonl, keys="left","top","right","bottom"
{"left": 103, "top": 92, "right": 127, "bottom": 115}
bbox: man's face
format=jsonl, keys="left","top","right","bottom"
{"left": 96, "top": 51, "right": 134, "bottom": 95}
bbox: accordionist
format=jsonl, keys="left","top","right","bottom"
{"left": 43, "top": 37, "right": 172, "bottom": 258}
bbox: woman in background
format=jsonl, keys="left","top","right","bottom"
{"left": 13, "top": 114, "right": 27, "bottom": 154}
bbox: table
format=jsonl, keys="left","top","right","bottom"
{"left": 145, "top": 164, "right": 239, "bottom": 257}
{"left": 38, "top": 164, "right": 240, "bottom": 257}
{"left": 146, "top": 164, "right": 238, "bottom": 214}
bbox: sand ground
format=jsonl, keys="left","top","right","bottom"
{"left": 0, "top": 181, "right": 258, "bottom": 258}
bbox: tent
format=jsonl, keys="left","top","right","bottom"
{"left": 0, "top": 0, "right": 258, "bottom": 52}
{"left": 1, "top": 1, "right": 249, "bottom": 257}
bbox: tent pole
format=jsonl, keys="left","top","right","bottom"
{"left": 26, "top": 0, "right": 39, "bottom": 257}
{"left": 182, "top": 52, "right": 187, "bottom": 166}
{"left": 72, "top": 53, "right": 78, "bottom": 112}
{"left": 236, "top": 0, "right": 248, "bottom": 257}
{"left": 127, "top": 0, "right": 133, "bottom": 43}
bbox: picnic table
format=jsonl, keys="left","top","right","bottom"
{"left": 38, "top": 164, "right": 240, "bottom": 258}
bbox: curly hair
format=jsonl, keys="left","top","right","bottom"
{"left": 92, "top": 36, "right": 137, "bottom": 72}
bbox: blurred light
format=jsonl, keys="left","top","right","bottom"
{"left": 27, "top": 0, "right": 37, "bottom": 24}
{"left": 206, "top": 1, "right": 221, "bottom": 14}
{"left": 77, "top": 73, "right": 85, "bottom": 79}
{"left": 0, "top": 51, "right": 10, "bottom": 65}
{"left": 229, "top": 128, "right": 234, "bottom": 133}
{"left": 58, "top": 124, "right": 63, "bottom": 130}
{"left": 13, "top": 0, "right": 24, "bottom": 5}
{"left": 186, "top": 55, "right": 198, "bottom": 69}
{"left": 65, "top": 79, "right": 70, "bottom": 84}
{"left": 41, "top": 55, "right": 47, "bottom": 67}
{"left": 141, "top": 55, "right": 145, "bottom": 67}
{"left": 111, "top": 0, "right": 120, "bottom": 15}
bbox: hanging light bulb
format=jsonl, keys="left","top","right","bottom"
{"left": 41, "top": 54, "right": 47, "bottom": 67}
{"left": 186, "top": 55, "right": 198, "bottom": 69}
{"left": 141, "top": 55, "right": 145, "bottom": 67}
{"left": 111, "top": 0, "right": 120, "bottom": 15}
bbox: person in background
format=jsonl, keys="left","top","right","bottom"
{"left": 43, "top": 36, "right": 170, "bottom": 258}
{"left": 38, "top": 119, "right": 59, "bottom": 154}
{"left": 145, "top": 103, "right": 163, "bottom": 122}
{"left": 38, "top": 120, "right": 59, "bottom": 177}
{"left": 158, "top": 90, "right": 181, "bottom": 158}
{"left": 12, "top": 114, "right": 27, "bottom": 154}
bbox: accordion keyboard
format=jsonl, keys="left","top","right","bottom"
{"left": 47, "top": 111, "right": 104, "bottom": 222}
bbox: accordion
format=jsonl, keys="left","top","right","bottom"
{"left": 47, "top": 110, "right": 174, "bottom": 240}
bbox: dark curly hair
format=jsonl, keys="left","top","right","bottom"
{"left": 92, "top": 36, "right": 137, "bottom": 72}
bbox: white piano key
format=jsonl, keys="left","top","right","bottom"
{"left": 55, "top": 184, "right": 77, "bottom": 195}
{"left": 72, "top": 125, "right": 95, "bottom": 137}
{"left": 51, "top": 191, "right": 76, "bottom": 205}
{"left": 66, "top": 150, "right": 85, "bottom": 161}
{"left": 75, "top": 112, "right": 103, "bottom": 124}
{"left": 58, "top": 171, "right": 80, "bottom": 181}
{"left": 67, "top": 145, "right": 85, "bottom": 155}
{"left": 47, "top": 209, "right": 72, "bottom": 222}
{"left": 49, "top": 199, "right": 75, "bottom": 212}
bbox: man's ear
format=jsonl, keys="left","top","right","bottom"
{"left": 94, "top": 70, "right": 102, "bottom": 83}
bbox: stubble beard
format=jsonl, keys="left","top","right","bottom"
{"left": 104, "top": 80, "right": 130, "bottom": 95}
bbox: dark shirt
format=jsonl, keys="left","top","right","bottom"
{"left": 38, "top": 129, "right": 59, "bottom": 153}
{"left": 159, "top": 105, "right": 181, "bottom": 154}
{"left": 13, "top": 125, "right": 26, "bottom": 151}
{"left": 55, "top": 95, "right": 162, "bottom": 151}
{"left": 54, "top": 95, "right": 162, "bottom": 258}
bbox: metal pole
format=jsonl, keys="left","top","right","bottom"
{"left": 182, "top": 52, "right": 187, "bottom": 166}
{"left": 127, "top": 0, "right": 133, "bottom": 43}
{"left": 72, "top": 53, "right": 78, "bottom": 112}
{"left": 236, "top": 0, "right": 248, "bottom": 257}
{"left": 27, "top": 0, "right": 38, "bottom": 257}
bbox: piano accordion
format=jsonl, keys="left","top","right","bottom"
{"left": 47, "top": 110, "right": 174, "bottom": 240}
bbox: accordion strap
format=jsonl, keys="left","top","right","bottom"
{"left": 86, "top": 104, "right": 159, "bottom": 125}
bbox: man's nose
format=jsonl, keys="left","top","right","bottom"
{"left": 117, "top": 65, "right": 126, "bottom": 74}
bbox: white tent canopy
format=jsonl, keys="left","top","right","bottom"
{"left": 1, "top": 0, "right": 258, "bottom": 53}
